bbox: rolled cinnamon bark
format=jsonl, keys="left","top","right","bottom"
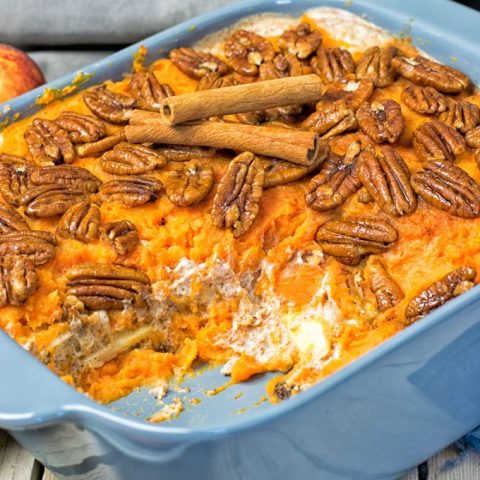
{"left": 126, "top": 111, "right": 320, "bottom": 166}
{"left": 160, "top": 74, "right": 324, "bottom": 125}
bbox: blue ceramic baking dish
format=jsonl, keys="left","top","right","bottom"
{"left": 1, "top": 0, "right": 480, "bottom": 478}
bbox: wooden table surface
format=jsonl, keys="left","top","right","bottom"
{"left": 2, "top": 429, "right": 480, "bottom": 480}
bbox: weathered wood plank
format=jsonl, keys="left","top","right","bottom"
{"left": 42, "top": 470, "right": 57, "bottom": 480}
{"left": 400, "top": 468, "right": 418, "bottom": 480}
{"left": 33, "top": 449, "right": 480, "bottom": 480}
{"left": 434, "top": 450, "right": 480, "bottom": 479}
{"left": 0, "top": 432, "right": 42, "bottom": 480}
{"left": 2, "top": 428, "right": 480, "bottom": 480}
{"left": 399, "top": 447, "right": 480, "bottom": 479}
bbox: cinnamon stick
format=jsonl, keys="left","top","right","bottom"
{"left": 126, "top": 111, "right": 320, "bottom": 166}
{"left": 160, "top": 74, "right": 323, "bottom": 125}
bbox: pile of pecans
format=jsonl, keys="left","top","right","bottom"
{"left": 0, "top": 20, "right": 479, "bottom": 329}
{"left": 169, "top": 23, "right": 480, "bottom": 323}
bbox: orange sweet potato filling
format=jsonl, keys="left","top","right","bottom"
{"left": 1, "top": 16, "right": 480, "bottom": 406}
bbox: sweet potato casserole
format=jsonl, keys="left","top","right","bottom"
{"left": 0, "top": 8, "right": 479, "bottom": 418}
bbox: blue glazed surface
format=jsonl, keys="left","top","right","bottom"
{"left": 1, "top": 0, "right": 480, "bottom": 478}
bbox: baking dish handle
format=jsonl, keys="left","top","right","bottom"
{"left": 0, "top": 332, "right": 211, "bottom": 461}
{"left": 0, "top": 332, "right": 87, "bottom": 428}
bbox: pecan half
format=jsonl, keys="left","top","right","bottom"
{"left": 301, "top": 100, "right": 357, "bottom": 139}
{"left": 14, "top": 164, "right": 101, "bottom": 216}
{"left": 438, "top": 98, "right": 480, "bottom": 134}
{"left": 128, "top": 72, "right": 174, "bottom": 111}
{"left": 229, "top": 72, "right": 258, "bottom": 85}
{"left": 263, "top": 143, "right": 329, "bottom": 188}
{"left": 55, "top": 112, "right": 107, "bottom": 144}
{"left": 155, "top": 145, "right": 216, "bottom": 162}
{"left": 278, "top": 23, "right": 322, "bottom": 59}
{"left": 75, "top": 133, "right": 125, "bottom": 158}
{"left": 355, "top": 46, "right": 398, "bottom": 87}
{"left": 29, "top": 165, "right": 101, "bottom": 193}
{"left": 305, "top": 141, "right": 362, "bottom": 211}
{"left": 0, "top": 256, "right": 37, "bottom": 307}
{"left": 166, "top": 161, "right": 214, "bottom": 206}
{"left": 224, "top": 30, "right": 275, "bottom": 77}
{"left": 315, "top": 217, "right": 398, "bottom": 265}
{"left": 392, "top": 55, "right": 470, "bottom": 94}
{"left": 57, "top": 202, "right": 101, "bottom": 242}
{"left": 0, "top": 203, "right": 29, "bottom": 233}
{"left": 263, "top": 160, "right": 315, "bottom": 188}
{"left": 413, "top": 121, "right": 465, "bottom": 162}
{"left": 235, "top": 110, "right": 267, "bottom": 126}
{"left": 83, "top": 86, "right": 137, "bottom": 124}
{"left": 405, "top": 266, "right": 476, "bottom": 323}
{"left": 311, "top": 47, "right": 355, "bottom": 84}
{"left": 466, "top": 127, "right": 480, "bottom": 148}
{"left": 211, "top": 152, "right": 264, "bottom": 237}
{"left": 356, "top": 100, "right": 405, "bottom": 144}
{"left": 0, "top": 153, "right": 28, "bottom": 166}
{"left": 357, "top": 187, "right": 374, "bottom": 204}
{"left": 197, "top": 72, "right": 238, "bottom": 91}
{"left": 0, "top": 230, "right": 57, "bottom": 265}
{"left": 103, "top": 220, "right": 139, "bottom": 255}
{"left": 358, "top": 146, "right": 416, "bottom": 216}
{"left": 253, "top": 53, "right": 304, "bottom": 125}
{"left": 170, "top": 47, "right": 229, "bottom": 80}
{"left": 100, "top": 142, "right": 166, "bottom": 175}
{"left": 401, "top": 85, "right": 448, "bottom": 115}
{"left": 256, "top": 52, "right": 305, "bottom": 122}
{"left": 24, "top": 119, "right": 75, "bottom": 165}
{"left": 0, "top": 162, "right": 31, "bottom": 206}
{"left": 410, "top": 159, "right": 480, "bottom": 218}
{"left": 321, "top": 78, "right": 374, "bottom": 111}
{"left": 65, "top": 263, "right": 150, "bottom": 310}
{"left": 98, "top": 176, "right": 164, "bottom": 207}
{"left": 366, "top": 259, "right": 404, "bottom": 312}
{"left": 23, "top": 186, "right": 90, "bottom": 218}
{"left": 259, "top": 53, "right": 304, "bottom": 80}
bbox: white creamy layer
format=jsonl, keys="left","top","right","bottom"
{"left": 151, "top": 252, "right": 339, "bottom": 377}
{"left": 194, "top": 7, "right": 394, "bottom": 55}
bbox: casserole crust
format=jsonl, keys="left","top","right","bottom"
{"left": 0, "top": 7, "right": 479, "bottom": 413}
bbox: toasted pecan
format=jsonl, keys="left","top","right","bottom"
{"left": 356, "top": 100, "right": 405, "bottom": 144}
{"left": 356, "top": 46, "right": 398, "bottom": 88}
{"left": 211, "top": 152, "right": 264, "bottom": 237}
{"left": 392, "top": 55, "right": 470, "bottom": 93}
{"left": 411, "top": 160, "right": 480, "bottom": 218}
{"left": 357, "top": 146, "right": 416, "bottom": 217}
{"left": 316, "top": 217, "right": 398, "bottom": 265}
{"left": 406, "top": 266, "right": 476, "bottom": 323}
{"left": 166, "top": 161, "right": 214, "bottom": 207}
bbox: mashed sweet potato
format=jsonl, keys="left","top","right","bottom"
{"left": 0, "top": 9, "right": 479, "bottom": 408}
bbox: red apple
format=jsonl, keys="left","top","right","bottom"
{"left": 0, "top": 44, "right": 45, "bottom": 104}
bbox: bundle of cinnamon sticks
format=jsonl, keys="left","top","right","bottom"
{"left": 125, "top": 74, "right": 324, "bottom": 166}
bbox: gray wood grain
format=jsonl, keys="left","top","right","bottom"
{"left": 398, "top": 446, "right": 480, "bottom": 479}
{"left": 42, "top": 470, "right": 56, "bottom": 480}
{"left": 0, "top": 431, "right": 41, "bottom": 480}
{"left": 2, "top": 430, "right": 480, "bottom": 480}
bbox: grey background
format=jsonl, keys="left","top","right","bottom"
{"left": 0, "top": 0, "right": 235, "bottom": 81}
